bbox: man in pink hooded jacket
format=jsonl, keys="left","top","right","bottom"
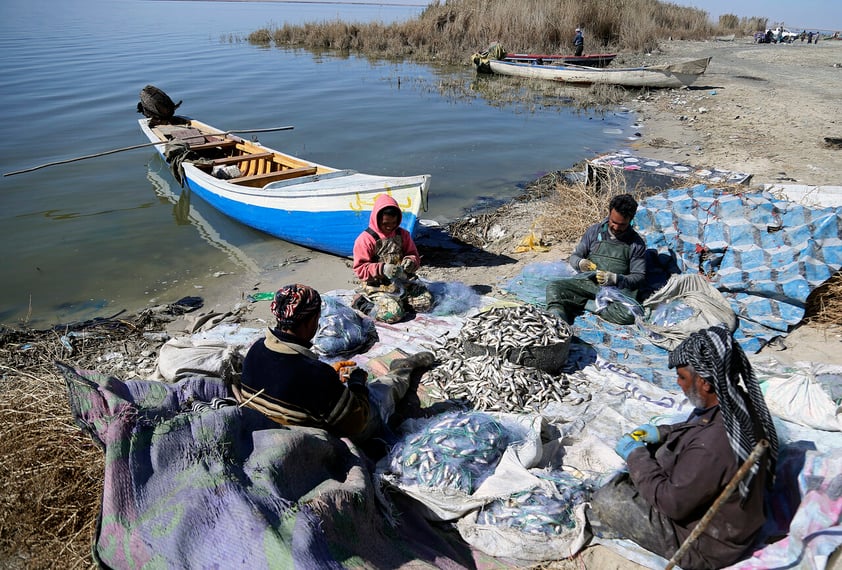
{"left": 352, "top": 194, "right": 433, "bottom": 323}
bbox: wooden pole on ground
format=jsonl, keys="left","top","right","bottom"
{"left": 664, "top": 439, "right": 769, "bottom": 570}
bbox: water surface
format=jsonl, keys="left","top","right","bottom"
{"left": 0, "top": 0, "right": 637, "bottom": 327}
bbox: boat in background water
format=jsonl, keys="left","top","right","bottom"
{"left": 502, "top": 52, "right": 617, "bottom": 68}
{"left": 475, "top": 56, "right": 711, "bottom": 89}
{"left": 137, "top": 106, "right": 429, "bottom": 259}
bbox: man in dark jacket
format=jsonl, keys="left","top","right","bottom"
{"left": 589, "top": 326, "right": 779, "bottom": 570}
{"left": 232, "top": 284, "right": 434, "bottom": 444}
{"left": 573, "top": 28, "right": 584, "bottom": 56}
{"left": 546, "top": 193, "right": 646, "bottom": 325}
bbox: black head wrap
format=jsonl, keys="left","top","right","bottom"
{"left": 669, "top": 326, "right": 778, "bottom": 501}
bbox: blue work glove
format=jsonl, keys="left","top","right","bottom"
{"left": 631, "top": 423, "right": 660, "bottom": 444}
{"left": 615, "top": 433, "right": 645, "bottom": 461}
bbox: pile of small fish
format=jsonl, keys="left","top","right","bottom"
{"left": 387, "top": 411, "right": 509, "bottom": 493}
{"left": 459, "top": 304, "right": 572, "bottom": 357}
{"left": 422, "top": 354, "right": 569, "bottom": 412}
{"left": 476, "top": 471, "right": 593, "bottom": 535}
{"left": 420, "top": 304, "right": 579, "bottom": 412}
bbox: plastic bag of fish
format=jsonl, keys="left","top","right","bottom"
{"left": 376, "top": 410, "right": 554, "bottom": 522}
{"left": 385, "top": 410, "right": 516, "bottom": 494}
{"left": 313, "top": 294, "right": 376, "bottom": 356}
{"left": 456, "top": 470, "right": 594, "bottom": 561}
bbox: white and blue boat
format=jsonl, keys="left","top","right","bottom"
{"left": 139, "top": 117, "right": 430, "bottom": 258}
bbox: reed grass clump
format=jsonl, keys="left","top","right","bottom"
{"left": 806, "top": 271, "right": 842, "bottom": 325}
{"left": 248, "top": 0, "right": 750, "bottom": 64}
{"left": 534, "top": 166, "right": 658, "bottom": 242}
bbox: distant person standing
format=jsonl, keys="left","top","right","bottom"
{"left": 573, "top": 28, "right": 584, "bottom": 56}
{"left": 807, "top": 31, "right": 814, "bottom": 43}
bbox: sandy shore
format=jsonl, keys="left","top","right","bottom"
{"left": 92, "top": 38, "right": 842, "bottom": 570}
{"left": 184, "top": 37, "right": 842, "bottom": 370}
{"left": 618, "top": 37, "right": 842, "bottom": 186}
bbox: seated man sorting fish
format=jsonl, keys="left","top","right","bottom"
{"left": 546, "top": 193, "right": 646, "bottom": 325}
{"left": 232, "top": 283, "right": 434, "bottom": 447}
{"left": 352, "top": 194, "right": 433, "bottom": 323}
{"left": 589, "top": 326, "right": 778, "bottom": 569}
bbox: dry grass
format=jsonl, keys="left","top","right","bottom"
{"left": 0, "top": 311, "right": 174, "bottom": 568}
{"left": 245, "top": 0, "right": 760, "bottom": 64}
{"left": 535, "top": 165, "right": 663, "bottom": 242}
{"left": 806, "top": 271, "right": 842, "bottom": 325}
{"left": 0, "top": 365, "right": 101, "bottom": 569}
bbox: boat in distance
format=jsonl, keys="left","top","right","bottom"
{"left": 479, "top": 57, "right": 712, "bottom": 89}
{"left": 502, "top": 52, "right": 617, "bottom": 68}
{"left": 138, "top": 117, "right": 430, "bottom": 258}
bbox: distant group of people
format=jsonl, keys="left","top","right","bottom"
{"left": 760, "top": 28, "right": 821, "bottom": 44}
{"left": 229, "top": 190, "right": 779, "bottom": 569}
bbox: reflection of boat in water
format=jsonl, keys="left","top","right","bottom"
{"left": 146, "top": 167, "right": 261, "bottom": 274}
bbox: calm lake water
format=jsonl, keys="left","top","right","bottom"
{"left": 0, "top": 0, "right": 637, "bottom": 328}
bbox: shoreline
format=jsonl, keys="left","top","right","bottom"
{"left": 16, "top": 38, "right": 840, "bottom": 365}
{"left": 183, "top": 37, "right": 842, "bottom": 366}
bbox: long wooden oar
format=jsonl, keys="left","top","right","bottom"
{"left": 3, "top": 125, "right": 295, "bottom": 177}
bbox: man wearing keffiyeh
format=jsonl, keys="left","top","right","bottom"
{"left": 589, "top": 326, "right": 778, "bottom": 570}
{"left": 231, "top": 284, "right": 435, "bottom": 453}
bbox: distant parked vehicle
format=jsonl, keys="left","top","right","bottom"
{"left": 767, "top": 27, "right": 799, "bottom": 43}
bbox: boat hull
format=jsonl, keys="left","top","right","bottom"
{"left": 487, "top": 57, "right": 711, "bottom": 88}
{"left": 139, "top": 118, "right": 429, "bottom": 258}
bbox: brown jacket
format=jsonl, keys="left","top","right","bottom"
{"left": 626, "top": 406, "right": 766, "bottom": 569}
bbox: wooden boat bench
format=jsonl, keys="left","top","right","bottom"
{"left": 231, "top": 166, "right": 318, "bottom": 187}
{"left": 187, "top": 139, "right": 239, "bottom": 152}
{"left": 210, "top": 152, "right": 275, "bottom": 167}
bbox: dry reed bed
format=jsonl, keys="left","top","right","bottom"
{"left": 0, "top": 314, "right": 168, "bottom": 569}
{"left": 247, "top": 0, "right": 771, "bottom": 64}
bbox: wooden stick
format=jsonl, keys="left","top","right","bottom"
{"left": 664, "top": 439, "right": 769, "bottom": 570}
{"left": 3, "top": 125, "right": 294, "bottom": 177}
{"left": 238, "top": 388, "right": 265, "bottom": 409}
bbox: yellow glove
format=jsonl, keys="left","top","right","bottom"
{"left": 332, "top": 360, "right": 357, "bottom": 383}
{"left": 596, "top": 270, "right": 618, "bottom": 286}
{"left": 578, "top": 259, "right": 597, "bottom": 272}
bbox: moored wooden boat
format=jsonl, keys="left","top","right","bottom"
{"left": 482, "top": 57, "right": 712, "bottom": 89}
{"left": 503, "top": 52, "right": 617, "bottom": 68}
{"left": 138, "top": 117, "right": 430, "bottom": 258}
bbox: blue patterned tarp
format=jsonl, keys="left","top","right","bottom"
{"left": 637, "top": 185, "right": 842, "bottom": 350}
{"left": 506, "top": 185, "right": 842, "bottom": 388}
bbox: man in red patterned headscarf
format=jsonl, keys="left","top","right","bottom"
{"left": 232, "top": 284, "right": 434, "bottom": 446}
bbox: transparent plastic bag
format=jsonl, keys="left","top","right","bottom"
{"left": 312, "top": 295, "right": 376, "bottom": 356}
